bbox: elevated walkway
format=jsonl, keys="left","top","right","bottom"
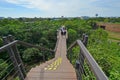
{"left": 0, "top": 30, "right": 108, "bottom": 80}
{"left": 25, "top": 31, "right": 77, "bottom": 80}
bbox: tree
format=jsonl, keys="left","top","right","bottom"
{"left": 22, "top": 48, "right": 42, "bottom": 63}
{"left": 95, "top": 14, "right": 98, "bottom": 17}
{"left": 68, "top": 29, "right": 77, "bottom": 44}
{"left": 0, "top": 59, "right": 8, "bottom": 79}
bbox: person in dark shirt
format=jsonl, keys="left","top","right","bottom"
{"left": 61, "top": 26, "right": 66, "bottom": 35}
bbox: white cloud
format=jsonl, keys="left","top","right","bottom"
{"left": 4, "top": 0, "right": 78, "bottom": 16}
{"left": 5, "top": 0, "right": 59, "bottom": 10}
{"left": 4, "top": 0, "right": 120, "bottom": 17}
{"left": 5, "top": 0, "right": 20, "bottom": 4}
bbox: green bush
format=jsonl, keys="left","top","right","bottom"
{"left": 0, "top": 59, "right": 8, "bottom": 79}
{"left": 22, "top": 48, "right": 42, "bottom": 63}
{"left": 68, "top": 29, "right": 77, "bottom": 44}
{"left": 88, "top": 29, "right": 120, "bottom": 79}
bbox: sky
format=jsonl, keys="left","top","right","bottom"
{"left": 0, "top": 0, "right": 120, "bottom": 18}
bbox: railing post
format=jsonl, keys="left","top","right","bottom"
{"left": 76, "top": 59, "right": 82, "bottom": 80}
{"left": 82, "top": 35, "right": 88, "bottom": 47}
{"left": 42, "top": 50, "right": 45, "bottom": 62}
{"left": 77, "top": 34, "right": 88, "bottom": 80}
{"left": 68, "top": 40, "right": 108, "bottom": 80}
{"left": 77, "top": 49, "right": 85, "bottom": 80}
{"left": 2, "top": 36, "right": 24, "bottom": 80}
{"left": 8, "top": 35, "right": 26, "bottom": 78}
{"left": 69, "top": 49, "right": 72, "bottom": 63}
{"left": 82, "top": 33, "right": 85, "bottom": 42}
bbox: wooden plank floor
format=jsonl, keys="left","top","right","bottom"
{"left": 25, "top": 32, "right": 77, "bottom": 80}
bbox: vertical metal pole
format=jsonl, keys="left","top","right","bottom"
{"left": 82, "top": 34, "right": 85, "bottom": 42}
{"left": 83, "top": 35, "right": 88, "bottom": 47}
{"left": 75, "top": 48, "right": 83, "bottom": 80}
{"left": 8, "top": 35, "right": 26, "bottom": 77}
{"left": 79, "top": 34, "right": 88, "bottom": 80}
{"left": 79, "top": 34, "right": 88, "bottom": 79}
{"left": 2, "top": 37, "right": 24, "bottom": 80}
{"left": 42, "top": 51, "right": 45, "bottom": 62}
{"left": 69, "top": 49, "right": 72, "bottom": 63}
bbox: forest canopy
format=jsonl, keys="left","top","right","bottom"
{"left": 0, "top": 17, "right": 120, "bottom": 79}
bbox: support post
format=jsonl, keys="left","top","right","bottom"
{"left": 77, "top": 34, "right": 89, "bottom": 79}
{"left": 82, "top": 33, "right": 85, "bottom": 42}
{"left": 75, "top": 59, "right": 82, "bottom": 80}
{"left": 8, "top": 35, "right": 26, "bottom": 77}
{"left": 82, "top": 35, "right": 88, "bottom": 47}
{"left": 69, "top": 49, "right": 72, "bottom": 63}
{"left": 2, "top": 37, "right": 24, "bottom": 80}
{"left": 42, "top": 51, "right": 45, "bottom": 62}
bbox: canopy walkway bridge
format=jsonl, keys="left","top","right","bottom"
{"left": 0, "top": 29, "right": 108, "bottom": 80}
{"left": 25, "top": 31, "right": 76, "bottom": 80}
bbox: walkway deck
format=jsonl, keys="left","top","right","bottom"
{"left": 25, "top": 32, "right": 77, "bottom": 80}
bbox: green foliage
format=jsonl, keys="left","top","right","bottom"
{"left": 89, "top": 28, "right": 108, "bottom": 44}
{"left": 68, "top": 27, "right": 120, "bottom": 79}
{"left": 87, "top": 17, "right": 120, "bottom": 23}
{"left": 67, "top": 46, "right": 80, "bottom": 66}
{"left": 22, "top": 48, "right": 42, "bottom": 63}
{"left": 72, "top": 46, "right": 80, "bottom": 64}
{"left": 0, "top": 38, "right": 2, "bottom": 46}
{"left": 88, "top": 29, "right": 120, "bottom": 79}
{"left": 0, "top": 59, "right": 8, "bottom": 72}
{"left": 13, "top": 77, "right": 20, "bottom": 80}
{"left": 0, "top": 59, "right": 8, "bottom": 79}
{"left": 0, "top": 17, "right": 120, "bottom": 79}
{"left": 109, "top": 68, "right": 120, "bottom": 80}
{"left": 68, "top": 29, "right": 77, "bottom": 43}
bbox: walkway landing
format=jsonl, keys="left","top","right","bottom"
{"left": 25, "top": 32, "right": 77, "bottom": 80}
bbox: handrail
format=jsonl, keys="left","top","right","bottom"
{"left": 17, "top": 40, "right": 54, "bottom": 52}
{"left": 54, "top": 30, "right": 60, "bottom": 52}
{"left": 0, "top": 40, "right": 54, "bottom": 53}
{"left": 0, "top": 36, "right": 55, "bottom": 80}
{"left": 67, "top": 40, "right": 108, "bottom": 80}
{"left": 67, "top": 40, "right": 77, "bottom": 51}
{"left": 0, "top": 40, "right": 18, "bottom": 52}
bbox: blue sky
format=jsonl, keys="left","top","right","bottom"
{"left": 0, "top": 0, "right": 120, "bottom": 18}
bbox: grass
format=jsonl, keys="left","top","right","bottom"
{"left": 107, "top": 31, "right": 120, "bottom": 42}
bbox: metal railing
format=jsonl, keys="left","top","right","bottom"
{"left": 0, "top": 35, "right": 54, "bottom": 80}
{"left": 67, "top": 34, "right": 108, "bottom": 80}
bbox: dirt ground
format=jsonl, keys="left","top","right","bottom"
{"left": 98, "top": 23, "right": 120, "bottom": 33}
{"left": 97, "top": 23, "right": 120, "bottom": 42}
